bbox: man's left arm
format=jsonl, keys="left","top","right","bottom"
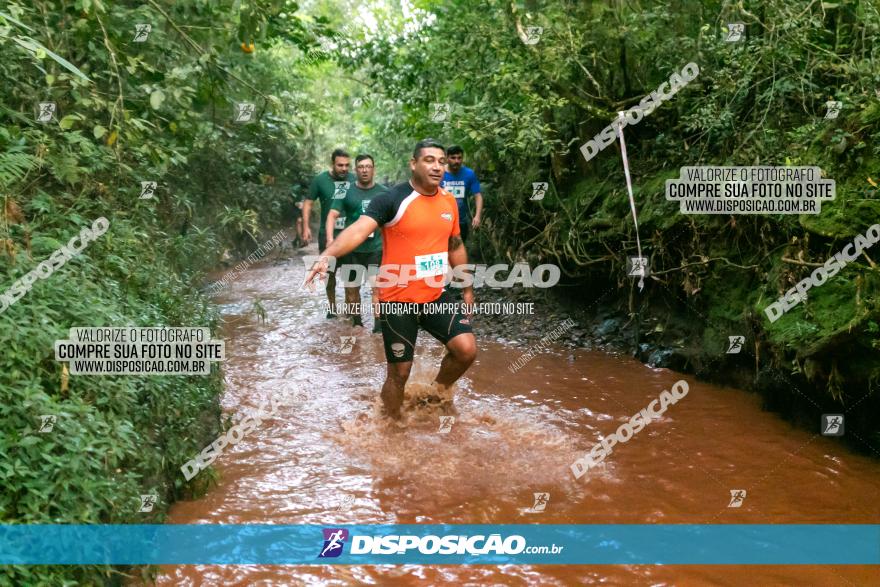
{"left": 469, "top": 172, "right": 483, "bottom": 229}
{"left": 472, "top": 193, "right": 483, "bottom": 228}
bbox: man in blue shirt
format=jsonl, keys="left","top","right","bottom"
{"left": 441, "top": 145, "right": 483, "bottom": 242}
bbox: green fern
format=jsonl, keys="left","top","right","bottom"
{"left": 0, "top": 148, "right": 37, "bottom": 190}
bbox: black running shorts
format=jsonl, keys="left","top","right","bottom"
{"left": 378, "top": 290, "right": 473, "bottom": 363}
{"left": 336, "top": 250, "right": 382, "bottom": 287}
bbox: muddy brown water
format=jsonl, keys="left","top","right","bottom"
{"left": 152, "top": 245, "right": 880, "bottom": 586}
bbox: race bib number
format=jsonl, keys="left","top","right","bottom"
{"left": 414, "top": 252, "right": 448, "bottom": 278}
{"left": 334, "top": 216, "right": 346, "bottom": 230}
{"left": 333, "top": 182, "right": 350, "bottom": 199}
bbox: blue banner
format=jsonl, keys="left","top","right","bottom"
{"left": 1, "top": 524, "right": 878, "bottom": 565}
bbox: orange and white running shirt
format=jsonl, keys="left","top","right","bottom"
{"left": 363, "top": 181, "right": 460, "bottom": 302}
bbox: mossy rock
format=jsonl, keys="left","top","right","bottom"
{"left": 800, "top": 188, "right": 880, "bottom": 238}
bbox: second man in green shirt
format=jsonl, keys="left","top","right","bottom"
{"left": 326, "top": 153, "right": 387, "bottom": 332}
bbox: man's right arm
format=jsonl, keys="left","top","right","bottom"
{"left": 325, "top": 210, "right": 340, "bottom": 245}
{"left": 469, "top": 171, "right": 484, "bottom": 228}
{"left": 302, "top": 200, "right": 313, "bottom": 242}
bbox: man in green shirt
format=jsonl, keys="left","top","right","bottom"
{"left": 326, "top": 153, "right": 387, "bottom": 332}
{"left": 303, "top": 148, "right": 355, "bottom": 318}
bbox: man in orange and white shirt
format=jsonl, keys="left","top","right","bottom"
{"left": 304, "top": 139, "right": 476, "bottom": 419}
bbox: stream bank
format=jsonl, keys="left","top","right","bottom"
{"left": 477, "top": 278, "right": 880, "bottom": 458}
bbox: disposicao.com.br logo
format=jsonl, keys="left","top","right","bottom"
{"left": 318, "top": 528, "right": 349, "bottom": 558}
{"left": 317, "top": 528, "right": 563, "bottom": 558}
